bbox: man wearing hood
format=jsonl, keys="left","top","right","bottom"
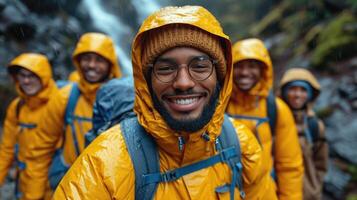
{"left": 28, "top": 32, "right": 121, "bottom": 199}
{"left": 279, "top": 68, "right": 328, "bottom": 200}
{"left": 53, "top": 6, "right": 267, "bottom": 200}
{"left": 0, "top": 53, "right": 58, "bottom": 199}
{"left": 227, "top": 38, "right": 304, "bottom": 199}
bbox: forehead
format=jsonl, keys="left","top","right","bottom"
{"left": 79, "top": 52, "right": 106, "bottom": 60}
{"left": 235, "top": 59, "right": 265, "bottom": 68}
{"left": 17, "top": 67, "right": 35, "bottom": 75}
{"left": 288, "top": 85, "right": 307, "bottom": 91}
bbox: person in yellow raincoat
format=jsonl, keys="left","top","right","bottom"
{"left": 27, "top": 32, "right": 121, "bottom": 199}
{"left": 67, "top": 70, "right": 80, "bottom": 82}
{"left": 226, "top": 38, "right": 304, "bottom": 199}
{"left": 279, "top": 68, "right": 328, "bottom": 200}
{"left": 0, "top": 53, "right": 58, "bottom": 199}
{"left": 53, "top": 6, "right": 269, "bottom": 200}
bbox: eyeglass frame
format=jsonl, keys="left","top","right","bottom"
{"left": 147, "top": 55, "right": 218, "bottom": 83}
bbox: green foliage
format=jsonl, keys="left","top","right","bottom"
{"left": 316, "top": 106, "right": 335, "bottom": 119}
{"left": 312, "top": 12, "right": 357, "bottom": 68}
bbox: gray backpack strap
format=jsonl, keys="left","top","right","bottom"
{"left": 120, "top": 117, "right": 160, "bottom": 200}
{"left": 217, "top": 114, "right": 245, "bottom": 199}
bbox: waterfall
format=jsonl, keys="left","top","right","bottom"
{"left": 130, "top": 0, "right": 160, "bottom": 23}
{"left": 81, "top": 0, "right": 161, "bottom": 75}
{"left": 81, "top": 0, "right": 133, "bottom": 75}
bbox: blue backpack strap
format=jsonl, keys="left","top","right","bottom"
{"left": 56, "top": 80, "right": 70, "bottom": 88}
{"left": 121, "top": 116, "right": 244, "bottom": 200}
{"left": 266, "top": 90, "right": 277, "bottom": 136}
{"left": 266, "top": 90, "right": 278, "bottom": 180}
{"left": 120, "top": 117, "right": 160, "bottom": 200}
{"left": 217, "top": 114, "right": 245, "bottom": 199}
{"left": 64, "top": 83, "right": 81, "bottom": 156}
{"left": 227, "top": 114, "right": 269, "bottom": 127}
{"left": 305, "top": 116, "right": 319, "bottom": 143}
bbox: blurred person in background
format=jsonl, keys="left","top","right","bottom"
{"left": 279, "top": 68, "right": 328, "bottom": 200}
{"left": 227, "top": 38, "right": 304, "bottom": 199}
{"left": 27, "top": 32, "right": 121, "bottom": 199}
{"left": 0, "top": 53, "right": 58, "bottom": 200}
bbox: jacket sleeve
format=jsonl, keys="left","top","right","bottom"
{"left": 274, "top": 98, "right": 304, "bottom": 200}
{"left": 0, "top": 99, "right": 19, "bottom": 185}
{"left": 231, "top": 119, "right": 267, "bottom": 199}
{"left": 53, "top": 125, "right": 135, "bottom": 200}
{"left": 313, "top": 120, "right": 328, "bottom": 184}
{"left": 25, "top": 87, "right": 69, "bottom": 199}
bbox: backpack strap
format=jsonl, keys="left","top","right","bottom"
{"left": 217, "top": 115, "right": 245, "bottom": 199}
{"left": 64, "top": 83, "right": 81, "bottom": 156}
{"left": 15, "top": 98, "right": 25, "bottom": 120}
{"left": 120, "top": 117, "right": 160, "bottom": 200}
{"left": 121, "top": 116, "right": 244, "bottom": 200}
{"left": 266, "top": 90, "right": 277, "bottom": 136}
{"left": 306, "top": 116, "right": 319, "bottom": 143}
{"left": 227, "top": 114, "right": 269, "bottom": 127}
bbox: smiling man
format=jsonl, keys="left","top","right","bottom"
{"left": 0, "top": 53, "right": 58, "bottom": 199}
{"left": 27, "top": 32, "right": 121, "bottom": 199}
{"left": 227, "top": 38, "right": 304, "bottom": 199}
{"left": 53, "top": 6, "right": 268, "bottom": 200}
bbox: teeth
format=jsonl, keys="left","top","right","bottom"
{"left": 86, "top": 70, "right": 97, "bottom": 77}
{"left": 174, "top": 98, "right": 198, "bottom": 105}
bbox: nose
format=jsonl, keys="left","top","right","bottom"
{"left": 239, "top": 65, "right": 250, "bottom": 75}
{"left": 22, "top": 76, "right": 31, "bottom": 84}
{"left": 87, "top": 58, "right": 96, "bottom": 69}
{"left": 172, "top": 65, "right": 195, "bottom": 91}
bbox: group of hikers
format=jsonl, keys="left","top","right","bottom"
{"left": 0, "top": 5, "right": 328, "bottom": 200}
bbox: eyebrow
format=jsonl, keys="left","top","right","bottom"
{"left": 155, "top": 55, "right": 210, "bottom": 64}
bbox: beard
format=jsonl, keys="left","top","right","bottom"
{"left": 151, "top": 84, "right": 221, "bottom": 133}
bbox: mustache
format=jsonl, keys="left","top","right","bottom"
{"left": 163, "top": 89, "right": 207, "bottom": 97}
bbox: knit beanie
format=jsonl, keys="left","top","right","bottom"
{"left": 141, "top": 24, "right": 227, "bottom": 82}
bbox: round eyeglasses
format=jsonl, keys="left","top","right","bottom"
{"left": 149, "top": 56, "right": 217, "bottom": 83}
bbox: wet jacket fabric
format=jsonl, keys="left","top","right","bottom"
{"left": 0, "top": 53, "right": 58, "bottom": 200}
{"left": 227, "top": 39, "right": 304, "bottom": 200}
{"left": 279, "top": 68, "right": 328, "bottom": 200}
{"left": 28, "top": 33, "right": 121, "bottom": 199}
{"left": 53, "top": 6, "right": 267, "bottom": 200}
{"left": 67, "top": 71, "right": 80, "bottom": 82}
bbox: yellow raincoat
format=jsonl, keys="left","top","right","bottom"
{"left": 67, "top": 71, "right": 80, "bottom": 82}
{"left": 227, "top": 39, "right": 304, "bottom": 200}
{"left": 279, "top": 68, "right": 327, "bottom": 200}
{"left": 27, "top": 33, "right": 121, "bottom": 199}
{"left": 0, "top": 53, "right": 58, "bottom": 199}
{"left": 53, "top": 6, "right": 267, "bottom": 200}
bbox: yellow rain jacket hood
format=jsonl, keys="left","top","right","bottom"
{"left": 132, "top": 5, "right": 234, "bottom": 157}
{"left": 7, "top": 53, "right": 57, "bottom": 109}
{"left": 26, "top": 33, "right": 121, "bottom": 199}
{"left": 53, "top": 6, "right": 268, "bottom": 200}
{"left": 227, "top": 39, "right": 304, "bottom": 199}
{"left": 231, "top": 38, "right": 273, "bottom": 100}
{"left": 0, "top": 53, "right": 57, "bottom": 199}
{"left": 72, "top": 32, "right": 121, "bottom": 103}
{"left": 279, "top": 68, "right": 321, "bottom": 101}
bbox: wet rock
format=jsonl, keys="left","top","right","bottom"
{"left": 325, "top": 110, "right": 357, "bottom": 164}
{"left": 324, "top": 159, "right": 352, "bottom": 199}
{"left": 20, "top": 0, "right": 81, "bottom": 16}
